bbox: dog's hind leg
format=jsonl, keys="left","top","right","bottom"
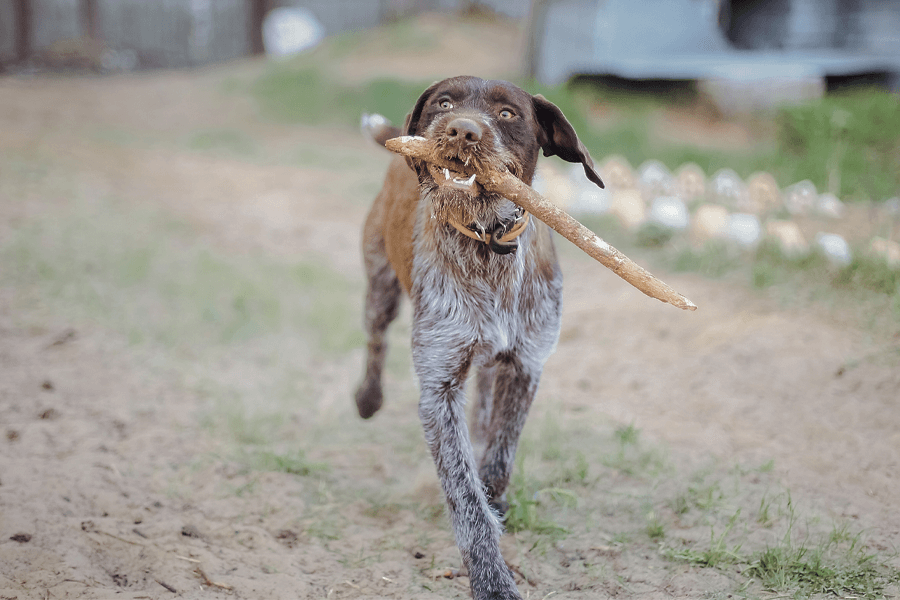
{"left": 477, "top": 356, "right": 540, "bottom": 511}
{"left": 471, "top": 363, "right": 497, "bottom": 447}
{"left": 354, "top": 230, "right": 401, "bottom": 419}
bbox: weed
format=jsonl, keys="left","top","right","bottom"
{"left": 663, "top": 509, "right": 743, "bottom": 567}
{"left": 505, "top": 458, "right": 572, "bottom": 538}
{"left": 777, "top": 88, "right": 900, "bottom": 200}
{"left": 756, "top": 493, "right": 775, "bottom": 527}
{"left": 602, "top": 424, "right": 667, "bottom": 477}
{"left": 613, "top": 423, "right": 640, "bottom": 446}
{"left": 745, "top": 536, "right": 898, "bottom": 599}
{"left": 244, "top": 449, "right": 327, "bottom": 477}
{"left": 645, "top": 510, "right": 666, "bottom": 540}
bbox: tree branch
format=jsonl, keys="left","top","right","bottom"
{"left": 385, "top": 136, "right": 697, "bottom": 311}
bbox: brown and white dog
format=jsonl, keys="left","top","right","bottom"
{"left": 355, "top": 76, "right": 604, "bottom": 600}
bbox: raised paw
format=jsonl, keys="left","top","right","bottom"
{"left": 354, "top": 381, "right": 383, "bottom": 419}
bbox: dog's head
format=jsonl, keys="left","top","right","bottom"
{"left": 402, "top": 76, "right": 604, "bottom": 223}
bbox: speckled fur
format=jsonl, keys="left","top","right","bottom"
{"left": 355, "top": 76, "right": 603, "bottom": 600}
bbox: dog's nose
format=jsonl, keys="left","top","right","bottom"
{"left": 446, "top": 118, "right": 483, "bottom": 145}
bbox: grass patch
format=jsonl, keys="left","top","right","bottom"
{"left": 745, "top": 518, "right": 900, "bottom": 600}
{"left": 243, "top": 449, "right": 328, "bottom": 476}
{"left": 777, "top": 89, "right": 900, "bottom": 201}
{"left": 252, "top": 64, "right": 429, "bottom": 128}
{"left": 663, "top": 510, "right": 744, "bottom": 568}
{"left": 505, "top": 453, "right": 576, "bottom": 539}
{"left": 0, "top": 198, "right": 364, "bottom": 354}
{"left": 187, "top": 128, "right": 256, "bottom": 156}
{"left": 661, "top": 488, "right": 900, "bottom": 599}
{"left": 601, "top": 423, "right": 668, "bottom": 477}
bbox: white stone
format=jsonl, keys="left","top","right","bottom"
{"left": 784, "top": 180, "right": 817, "bottom": 215}
{"left": 690, "top": 204, "right": 729, "bottom": 246}
{"left": 709, "top": 168, "right": 749, "bottom": 210}
{"left": 649, "top": 196, "right": 689, "bottom": 230}
{"left": 746, "top": 171, "right": 781, "bottom": 214}
{"left": 674, "top": 163, "right": 706, "bottom": 203}
{"left": 610, "top": 189, "right": 647, "bottom": 230}
{"left": 263, "top": 7, "right": 325, "bottom": 57}
{"left": 816, "top": 233, "right": 852, "bottom": 266}
{"left": 567, "top": 185, "right": 611, "bottom": 215}
{"left": 869, "top": 237, "right": 900, "bottom": 268}
{"left": 598, "top": 155, "right": 636, "bottom": 190}
{"left": 766, "top": 220, "right": 809, "bottom": 256}
{"left": 726, "top": 213, "right": 762, "bottom": 248}
{"left": 638, "top": 159, "right": 674, "bottom": 200}
{"left": 816, "top": 193, "right": 845, "bottom": 219}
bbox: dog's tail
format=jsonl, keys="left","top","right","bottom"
{"left": 361, "top": 113, "right": 402, "bottom": 149}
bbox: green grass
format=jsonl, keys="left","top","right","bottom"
{"left": 661, "top": 486, "right": 900, "bottom": 599}
{"left": 187, "top": 128, "right": 257, "bottom": 156}
{"left": 777, "top": 89, "right": 900, "bottom": 201}
{"left": 0, "top": 198, "right": 364, "bottom": 354}
{"left": 663, "top": 510, "right": 744, "bottom": 568}
{"left": 243, "top": 448, "right": 328, "bottom": 476}
{"left": 252, "top": 64, "right": 430, "bottom": 128}
{"left": 248, "top": 25, "right": 900, "bottom": 203}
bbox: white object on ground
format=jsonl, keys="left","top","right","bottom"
{"left": 649, "top": 196, "right": 689, "bottom": 230}
{"left": 746, "top": 171, "right": 781, "bottom": 214}
{"left": 869, "top": 237, "right": 900, "bottom": 268}
{"left": 263, "top": 7, "right": 325, "bottom": 57}
{"left": 710, "top": 168, "right": 749, "bottom": 210}
{"left": 690, "top": 204, "right": 729, "bottom": 246}
{"left": 610, "top": 189, "right": 647, "bottom": 230}
{"left": 816, "top": 193, "right": 845, "bottom": 219}
{"left": 816, "top": 232, "right": 852, "bottom": 266}
{"left": 784, "top": 180, "right": 817, "bottom": 216}
{"left": 598, "top": 155, "right": 636, "bottom": 190}
{"left": 766, "top": 220, "right": 809, "bottom": 256}
{"left": 674, "top": 163, "right": 706, "bottom": 203}
{"left": 638, "top": 159, "right": 674, "bottom": 200}
{"left": 726, "top": 213, "right": 762, "bottom": 247}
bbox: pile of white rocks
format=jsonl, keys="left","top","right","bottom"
{"left": 533, "top": 156, "right": 900, "bottom": 269}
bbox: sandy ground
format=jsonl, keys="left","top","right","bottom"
{"left": 1, "top": 17, "right": 899, "bottom": 600}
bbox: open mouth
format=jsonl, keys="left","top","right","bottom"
{"left": 426, "top": 161, "right": 482, "bottom": 194}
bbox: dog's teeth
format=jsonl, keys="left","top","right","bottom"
{"left": 443, "top": 168, "right": 451, "bottom": 180}
{"left": 465, "top": 173, "right": 476, "bottom": 185}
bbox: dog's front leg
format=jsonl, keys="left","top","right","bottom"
{"left": 413, "top": 333, "right": 521, "bottom": 600}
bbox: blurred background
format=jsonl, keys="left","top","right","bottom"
{"left": 2, "top": 2, "right": 900, "bottom": 599}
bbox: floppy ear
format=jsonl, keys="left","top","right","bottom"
{"left": 532, "top": 94, "right": 605, "bottom": 189}
{"left": 402, "top": 81, "right": 442, "bottom": 171}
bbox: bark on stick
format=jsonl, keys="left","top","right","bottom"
{"left": 385, "top": 136, "right": 697, "bottom": 311}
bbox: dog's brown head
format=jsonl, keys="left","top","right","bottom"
{"left": 402, "top": 76, "right": 604, "bottom": 211}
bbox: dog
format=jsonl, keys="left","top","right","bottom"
{"left": 355, "top": 76, "right": 604, "bottom": 600}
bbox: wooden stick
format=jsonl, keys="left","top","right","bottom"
{"left": 385, "top": 136, "right": 697, "bottom": 311}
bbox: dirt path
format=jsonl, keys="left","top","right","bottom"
{"left": 1, "top": 60, "right": 898, "bottom": 599}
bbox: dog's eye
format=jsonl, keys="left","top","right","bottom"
{"left": 439, "top": 100, "right": 453, "bottom": 110}
{"left": 499, "top": 109, "right": 515, "bottom": 119}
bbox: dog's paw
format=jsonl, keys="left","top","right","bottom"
{"left": 354, "top": 382, "right": 383, "bottom": 419}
